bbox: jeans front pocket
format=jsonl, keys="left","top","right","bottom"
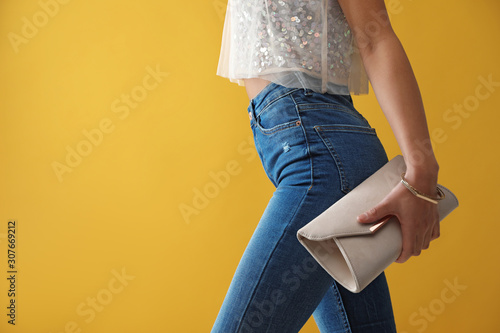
{"left": 314, "top": 124, "right": 388, "bottom": 194}
{"left": 255, "top": 94, "right": 302, "bottom": 135}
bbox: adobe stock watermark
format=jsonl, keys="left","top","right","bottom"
{"left": 378, "top": 73, "right": 498, "bottom": 184}
{"left": 51, "top": 64, "right": 169, "bottom": 182}
{"left": 213, "top": 0, "right": 228, "bottom": 21}
{"left": 47, "top": 267, "right": 135, "bottom": 333}
{"left": 224, "top": 225, "right": 351, "bottom": 331}
{"left": 414, "top": 73, "right": 497, "bottom": 167}
{"left": 440, "top": 74, "right": 498, "bottom": 133}
{"left": 238, "top": 240, "right": 348, "bottom": 332}
{"left": 7, "top": 0, "right": 73, "bottom": 54}
{"left": 400, "top": 276, "right": 467, "bottom": 333}
{"left": 238, "top": 254, "right": 321, "bottom": 332}
{"left": 179, "top": 135, "right": 257, "bottom": 224}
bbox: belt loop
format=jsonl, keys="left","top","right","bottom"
{"left": 248, "top": 99, "right": 255, "bottom": 120}
{"left": 303, "top": 88, "right": 312, "bottom": 96}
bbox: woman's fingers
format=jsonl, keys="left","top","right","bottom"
{"left": 357, "top": 180, "right": 441, "bottom": 263}
{"left": 391, "top": 184, "right": 441, "bottom": 263}
{"left": 431, "top": 221, "right": 440, "bottom": 240}
{"left": 395, "top": 222, "right": 418, "bottom": 263}
{"left": 422, "top": 210, "right": 440, "bottom": 250}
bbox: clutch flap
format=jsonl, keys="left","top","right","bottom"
{"left": 298, "top": 155, "right": 406, "bottom": 240}
{"left": 297, "top": 155, "right": 459, "bottom": 241}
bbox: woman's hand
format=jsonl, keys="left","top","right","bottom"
{"left": 356, "top": 167, "right": 440, "bottom": 263}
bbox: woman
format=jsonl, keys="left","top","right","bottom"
{"left": 212, "top": 0, "right": 440, "bottom": 332}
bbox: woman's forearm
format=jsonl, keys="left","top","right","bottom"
{"left": 358, "top": 34, "right": 439, "bottom": 193}
{"left": 338, "top": 0, "right": 442, "bottom": 262}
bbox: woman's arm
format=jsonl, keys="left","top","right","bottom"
{"left": 337, "top": 0, "right": 441, "bottom": 263}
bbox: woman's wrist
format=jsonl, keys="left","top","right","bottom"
{"left": 401, "top": 157, "right": 440, "bottom": 196}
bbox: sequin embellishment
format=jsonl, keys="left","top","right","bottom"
{"left": 231, "top": 0, "right": 354, "bottom": 82}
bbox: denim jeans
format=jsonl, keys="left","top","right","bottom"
{"left": 211, "top": 82, "right": 397, "bottom": 333}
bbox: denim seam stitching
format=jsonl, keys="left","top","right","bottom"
{"left": 313, "top": 126, "right": 349, "bottom": 193}
{"left": 255, "top": 88, "right": 303, "bottom": 119}
{"left": 315, "top": 125, "right": 377, "bottom": 134}
{"left": 313, "top": 125, "right": 378, "bottom": 193}
{"left": 251, "top": 127, "right": 276, "bottom": 188}
{"left": 234, "top": 188, "right": 311, "bottom": 333}
{"left": 331, "top": 281, "right": 353, "bottom": 333}
{"left": 254, "top": 94, "right": 303, "bottom": 135}
{"left": 256, "top": 120, "right": 301, "bottom": 135}
{"left": 296, "top": 103, "right": 367, "bottom": 121}
{"left": 291, "top": 93, "right": 314, "bottom": 191}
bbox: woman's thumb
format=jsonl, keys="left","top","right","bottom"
{"left": 357, "top": 206, "right": 382, "bottom": 223}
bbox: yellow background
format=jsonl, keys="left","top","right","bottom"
{"left": 0, "top": 0, "right": 498, "bottom": 332}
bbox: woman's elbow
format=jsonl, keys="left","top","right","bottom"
{"left": 353, "top": 26, "right": 401, "bottom": 61}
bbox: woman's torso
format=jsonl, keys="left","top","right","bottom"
{"left": 218, "top": 0, "right": 369, "bottom": 97}
{"left": 243, "top": 78, "right": 272, "bottom": 101}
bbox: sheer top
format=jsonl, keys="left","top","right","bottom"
{"left": 216, "top": 0, "right": 369, "bottom": 95}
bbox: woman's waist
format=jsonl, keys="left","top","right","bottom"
{"left": 243, "top": 78, "right": 272, "bottom": 101}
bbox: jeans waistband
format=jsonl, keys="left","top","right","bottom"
{"left": 247, "top": 81, "right": 356, "bottom": 120}
{"left": 247, "top": 82, "right": 306, "bottom": 117}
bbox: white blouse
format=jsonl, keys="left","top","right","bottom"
{"left": 216, "top": 0, "right": 369, "bottom": 96}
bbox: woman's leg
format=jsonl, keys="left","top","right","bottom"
{"left": 211, "top": 83, "right": 397, "bottom": 332}
{"left": 313, "top": 273, "right": 397, "bottom": 332}
{"left": 211, "top": 181, "right": 344, "bottom": 332}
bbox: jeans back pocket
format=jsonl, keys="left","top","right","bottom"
{"left": 314, "top": 124, "right": 388, "bottom": 194}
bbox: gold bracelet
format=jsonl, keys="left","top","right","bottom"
{"left": 400, "top": 172, "right": 445, "bottom": 204}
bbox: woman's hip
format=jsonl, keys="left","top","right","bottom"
{"left": 247, "top": 83, "right": 389, "bottom": 193}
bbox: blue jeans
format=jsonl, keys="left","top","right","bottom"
{"left": 211, "top": 82, "right": 397, "bottom": 333}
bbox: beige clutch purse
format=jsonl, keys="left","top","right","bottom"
{"left": 296, "top": 155, "right": 459, "bottom": 293}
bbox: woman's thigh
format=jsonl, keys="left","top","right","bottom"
{"left": 211, "top": 83, "right": 397, "bottom": 332}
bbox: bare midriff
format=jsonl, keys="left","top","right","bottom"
{"left": 243, "top": 78, "right": 272, "bottom": 101}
